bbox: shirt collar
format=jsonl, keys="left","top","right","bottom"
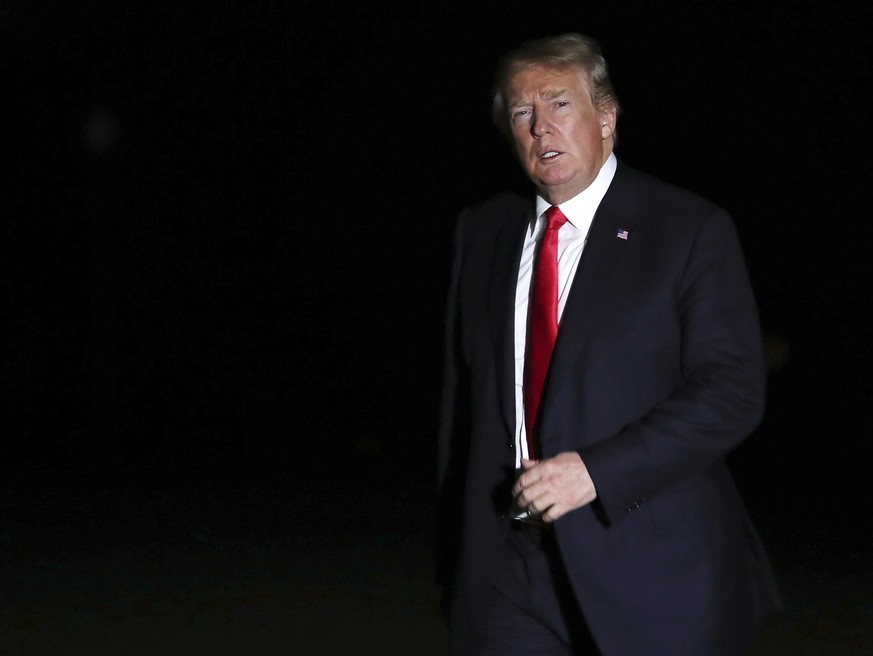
{"left": 533, "top": 152, "right": 617, "bottom": 234}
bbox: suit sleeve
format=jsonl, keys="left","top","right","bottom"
{"left": 579, "top": 206, "right": 767, "bottom": 524}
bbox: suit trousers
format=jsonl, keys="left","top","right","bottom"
{"left": 473, "top": 522, "right": 601, "bottom": 656}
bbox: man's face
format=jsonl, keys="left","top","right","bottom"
{"left": 506, "top": 65, "right": 616, "bottom": 205}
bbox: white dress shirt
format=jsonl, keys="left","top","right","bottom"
{"left": 512, "top": 153, "right": 617, "bottom": 466}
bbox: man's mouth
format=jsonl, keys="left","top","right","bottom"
{"left": 540, "top": 151, "right": 559, "bottom": 159}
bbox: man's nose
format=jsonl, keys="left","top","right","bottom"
{"left": 531, "top": 113, "right": 551, "bottom": 137}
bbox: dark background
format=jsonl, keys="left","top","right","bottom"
{"left": 3, "top": 0, "right": 871, "bottom": 566}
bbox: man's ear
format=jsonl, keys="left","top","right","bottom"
{"left": 599, "top": 104, "right": 617, "bottom": 140}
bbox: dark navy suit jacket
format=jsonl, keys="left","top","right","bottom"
{"left": 437, "top": 160, "right": 782, "bottom": 655}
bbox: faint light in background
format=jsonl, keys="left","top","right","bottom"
{"left": 765, "top": 335, "right": 789, "bottom": 372}
{"left": 82, "top": 108, "right": 120, "bottom": 155}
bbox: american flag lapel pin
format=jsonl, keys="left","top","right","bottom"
{"left": 616, "top": 228, "right": 629, "bottom": 240}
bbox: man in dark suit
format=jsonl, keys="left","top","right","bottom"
{"left": 436, "top": 33, "right": 782, "bottom": 655}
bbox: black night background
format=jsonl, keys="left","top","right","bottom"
{"left": 2, "top": 1, "right": 871, "bottom": 653}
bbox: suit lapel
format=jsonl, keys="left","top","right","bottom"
{"left": 538, "top": 166, "right": 640, "bottom": 441}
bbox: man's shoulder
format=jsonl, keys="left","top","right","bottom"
{"left": 613, "top": 159, "right": 724, "bottom": 216}
{"left": 453, "top": 191, "right": 531, "bottom": 240}
{"left": 610, "top": 160, "right": 741, "bottom": 247}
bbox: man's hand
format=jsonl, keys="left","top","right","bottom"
{"left": 512, "top": 452, "right": 597, "bottom": 522}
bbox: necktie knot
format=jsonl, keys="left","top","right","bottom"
{"left": 545, "top": 206, "right": 568, "bottom": 232}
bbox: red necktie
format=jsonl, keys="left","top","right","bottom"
{"left": 523, "top": 206, "right": 568, "bottom": 458}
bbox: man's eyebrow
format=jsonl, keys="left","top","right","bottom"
{"left": 508, "top": 88, "right": 570, "bottom": 108}
{"left": 542, "top": 88, "right": 570, "bottom": 100}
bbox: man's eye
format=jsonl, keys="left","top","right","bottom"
{"left": 511, "top": 110, "right": 530, "bottom": 122}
